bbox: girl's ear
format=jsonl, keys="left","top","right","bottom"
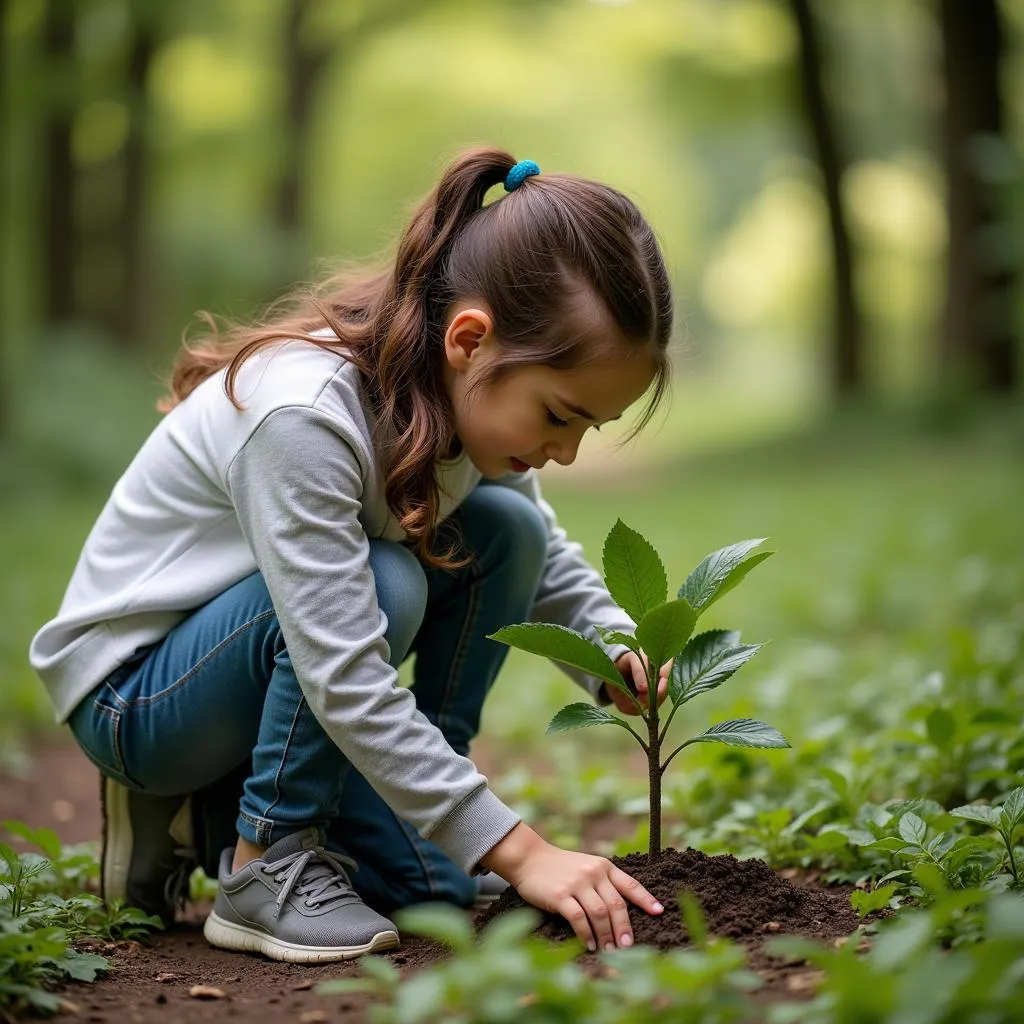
{"left": 444, "top": 307, "right": 495, "bottom": 370}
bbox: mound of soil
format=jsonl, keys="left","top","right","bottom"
{"left": 478, "top": 846, "right": 862, "bottom": 973}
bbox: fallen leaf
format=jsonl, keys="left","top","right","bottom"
{"left": 189, "top": 985, "right": 226, "bottom": 1000}
{"left": 57, "top": 998, "right": 80, "bottom": 1014}
{"left": 786, "top": 971, "right": 825, "bottom": 994}
{"left": 155, "top": 972, "right": 179, "bottom": 983}
{"left": 291, "top": 980, "right": 314, "bottom": 991}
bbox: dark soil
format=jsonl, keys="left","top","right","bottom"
{"left": 3, "top": 737, "right": 863, "bottom": 1021}
{"left": 478, "top": 846, "right": 864, "bottom": 991}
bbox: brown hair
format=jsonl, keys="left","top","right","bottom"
{"left": 160, "top": 146, "right": 674, "bottom": 570}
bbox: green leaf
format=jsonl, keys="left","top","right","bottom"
{"left": 602, "top": 520, "right": 667, "bottom": 622}
{"left": 487, "top": 623, "right": 626, "bottom": 693}
{"left": 479, "top": 908, "right": 542, "bottom": 952}
{"left": 925, "top": 708, "right": 956, "bottom": 748}
{"left": 686, "top": 718, "right": 790, "bottom": 750}
{"left": 869, "top": 912, "right": 933, "bottom": 968}
{"left": 2, "top": 821, "right": 56, "bottom": 858}
{"left": 898, "top": 812, "right": 927, "bottom": 847}
{"left": 950, "top": 803, "right": 1002, "bottom": 828}
{"left": 850, "top": 884, "right": 899, "bottom": 918}
{"left": 54, "top": 950, "right": 109, "bottom": 982}
{"left": 357, "top": 954, "right": 402, "bottom": 985}
{"left": 593, "top": 625, "right": 641, "bottom": 655}
{"left": 547, "top": 703, "right": 636, "bottom": 736}
{"left": 0, "top": 841, "right": 18, "bottom": 873}
{"left": 679, "top": 540, "right": 773, "bottom": 612}
{"left": 678, "top": 892, "right": 708, "bottom": 949}
{"left": 669, "top": 630, "right": 762, "bottom": 705}
{"left": 999, "top": 786, "right": 1024, "bottom": 831}
{"left": 602, "top": 520, "right": 667, "bottom": 623}
{"left": 393, "top": 904, "right": 473, "bottom": 952}
{"left": 635, "top": 599, "right": 697, "bottom": 672}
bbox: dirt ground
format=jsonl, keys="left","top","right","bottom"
{"left": 1, "top": 736, "right": 861, "bottom": 1022}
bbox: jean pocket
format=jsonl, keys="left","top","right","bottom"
{"left": 67, "top": 684, "right": 143, "bottom": 791}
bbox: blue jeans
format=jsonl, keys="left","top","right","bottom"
{"left": 68, "top": 485, "right": 548, "bottom": 913}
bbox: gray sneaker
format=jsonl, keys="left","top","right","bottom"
{"left": 203, "top": 827, "right": 400, "bottom": 963}
{"left": 100, "top": 776, "right": 196, "bottom": 923}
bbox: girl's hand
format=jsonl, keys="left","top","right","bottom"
{"left": 480, "top": 823, "right": 664, "bottom": 950}
{"left": 609, "top": 651, "right": 672, "bottom": 716}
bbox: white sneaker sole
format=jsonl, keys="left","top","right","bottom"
{"left": 101, "top": 776, "right": 131, "bottom": 904}
{"left": 203, "top": 911, "right": 400, "bottom": 963}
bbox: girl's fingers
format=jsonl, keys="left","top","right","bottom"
{"left": 579, "top": 891, "right": 616, "bottom": 952}
{"left": 595, "top": 880, "right": 633, "bottom": 949}
{"left": 609, "top": 865, "right": 664, "bottom": 917}
{"left": 557, "top": 895, "right": 596, "bottom": 950}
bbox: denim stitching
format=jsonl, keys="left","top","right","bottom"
{"left": 123, "top": 609, "right": 277, "bottom": 708}
{"left": 92, "top": 701, "right": 126, "bottom": 779}
{"left": 262, "top": 696, "right": 307, "bottom": 826}
{"left": 238, "top": 810, "right": 276, "bottom": 847}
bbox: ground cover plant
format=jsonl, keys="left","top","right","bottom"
{"left": 1, "top": 407, "right": 1021, "bottom": 1021}
{"left": 0, "top": 822, "right": 161, "bottom": 1019}
{"left": 489, "top": 525, "right": 790, "bottom": 855}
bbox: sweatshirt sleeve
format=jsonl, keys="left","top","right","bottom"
{"left": 480, "top": 472, "right": 637, "bottom": 703}
{"left": 226, "top": 406, "right": 520, "bottom": 873}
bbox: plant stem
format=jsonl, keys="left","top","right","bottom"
{"left": 1001, "top": 829, "right": 1019, "bottom": 885}
{"left": 647, "top": 657, "right": 662, "bottom": 858}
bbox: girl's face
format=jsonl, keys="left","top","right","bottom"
{"left": 442, "top": 305, "right": 656, "bottom": 480}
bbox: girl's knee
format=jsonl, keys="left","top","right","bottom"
{"left": 463, "top": 486, "right": 548, "bottom": 572}
{"left": 367, "top": 540, "right": 428, "bottom": 665}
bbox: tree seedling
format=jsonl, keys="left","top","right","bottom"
{"left": 488, "top": 523, "right": 790, "bottom": 857}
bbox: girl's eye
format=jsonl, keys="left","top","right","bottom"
{"left": 545, "top": 409, "right": 569, "bottom": 428}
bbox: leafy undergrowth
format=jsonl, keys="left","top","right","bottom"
{"left": 0, "top": 823, "right": 161, "bottom": 1020}
{"left": 322, "top": 887, "right": 1024, "bottom": 1024}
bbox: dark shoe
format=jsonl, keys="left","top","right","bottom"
{"left": 100, "top": 776, "right": 196, "bottom": 923}
{"left": 203, "top": 827, "right": 400, "bottom": 963}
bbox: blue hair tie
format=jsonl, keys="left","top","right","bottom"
{"left": 504, "top": 159, "right": 541, "bottom": 192}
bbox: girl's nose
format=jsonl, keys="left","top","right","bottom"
{"left": 545, "top": 437, "right": 581, "bottom": 466}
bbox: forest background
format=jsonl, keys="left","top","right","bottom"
{"left": 1, "top": 0, "right": 1021, "bottom": 763}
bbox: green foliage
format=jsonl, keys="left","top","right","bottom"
{"left": 0, "top": 822, "right": 162, "bottom": 1019}
{"left": 489, "top": 524, "right": 788, "bottom": 855}
{"left": 319, "top": 900, "right": 760, "bottom": 1023}
{"left": 766, "top": 890, "right": 1024, "bottom": 1024}
{"left": 950, "top": 786, "right": 1024, "bottom": 884}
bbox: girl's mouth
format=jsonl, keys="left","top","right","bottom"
{"left": 510, "top": 457, "right": 531, "bottom": 472}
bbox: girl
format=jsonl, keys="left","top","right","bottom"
{"left": 30, "top": 147, "right": 674, "bottom": 964}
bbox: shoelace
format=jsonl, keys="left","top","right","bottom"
{"left": 268, "top": 846, "right": 359, "bottom": 919}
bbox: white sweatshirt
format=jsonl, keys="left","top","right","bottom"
{"left": 29, "top": 340, "right": 636, "bottom": 872}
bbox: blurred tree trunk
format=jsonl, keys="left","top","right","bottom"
{"left": 275, "top": 0, "right": 328, "bottom": 236}
{"left": 43, "top": 0, "right": 77, "bottom": 327}
{"left": 0, "top": 0, "right": 8, "bottom": 437}
{"left": 939, "top": 0, "right": 1018, "bottom": 392}
{"left": 789, "top": 0, "right": 862, "bottom": 396}
{"left": 115, "top": 20, "right": 156, "bottom": 346}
